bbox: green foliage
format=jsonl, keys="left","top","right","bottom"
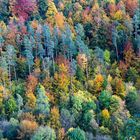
{"left": 126, "top": 90, "right": 138, "bottom": 115}
{"left": 35, "top": 84, "right": 50, "bottom": 116}
{"left": 31, "top": 126, "right": 56, "bottom": 140}
{"left": 4, "top": 97, "right": 17, "bottom": 117}
{"left": 109, "top": 95, "right": 120, "bottom": 113}
{"left": 99, "top": 90, "right": 111, "bottom": 109}
{"left": 0, "top": 0, "right": 139, "bottom": 139}
{"left": 67, "top": 127, "right": 86, "bottom": 140}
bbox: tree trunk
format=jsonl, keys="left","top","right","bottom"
{"left": 9, "top": 65, "right": 12, "bottom": 91}
{"left": 115, "top": 44, "right": 119, "bottom": 61}
{"left": 28, "top": 64, "right": 31, "bottom": 75}
{"left": 14, "top": 66, "right": 17, "bottom": 81}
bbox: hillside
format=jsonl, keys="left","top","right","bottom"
{"left": 0, "top": 0, "right": 140, "bottom": 139}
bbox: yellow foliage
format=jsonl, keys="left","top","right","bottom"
{"left": 113, "top": 10, "right": 123, "bottom": 21}
{"left": 46, "top": 1, "right": 58, "bottom": 25}
{"left": 59, "top": 63, "right": 68, "bottom": 74}
{"left": 54, "top": 72, "right": 70, "bottom": 92}
{"left": 92, "top": 2, "right": 99, "bottom": 12}
{"left": 73, "top": 90, "right": 96, "bottom": 102}
{"left": 107, "top": 75, "right": 112, "bottom": 83}
{"left": 0, "top": 21, "right": 7, "bottom": 34}
{"left": 26, "top": 92, "right": 36, "bottom": 109}
{"left": 108, "top": 0, "right": 116, "bottom": 4}
{"left": 49, "top": 106, "right": 61, "bottom": 129}
{"left": 0, "top": 85, "right": 4, "bottom": 93}
{"left": 101, "top": 109, "right": 110, "bottom": 120}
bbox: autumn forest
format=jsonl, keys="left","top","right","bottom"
{"left": 0, "top": 0, "right": 140, "bottom": 140}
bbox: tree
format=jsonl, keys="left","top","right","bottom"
{"left": 112, "top": 26, "right": 119, "bottom": 60}
{"left": 49, "top": 106, "right": 61, "bottom": 130}
{"left": 0, "top": 0, "right": 10, "bottom": 22}
{"left": 0, "top": 33, "right": 4, "bottom": 51}
{"left": 104, "top": 50, "right": 110, "bottom": 64}
{"left": 26, "top": 91, "right": 36, "bottom": 110}
{"left": 19, "top": 119, "right": 38, "bottom": 139}
{"left": 31, "top": 126, "right": 56, "bottom": 140}
{"left": 35, "top": 27, "right": 45, "bottom": 59}
{"left": 60, "top": 108, "right": 75, "bottom": 131}
{"left": 66, "top": 127, "right": 86, "bottom": 140}
{"left": 94, "top": 47, "right": 104, "bottom": 64}
{"left": 10, "top": 0, "right": 37, "bottom": 21}
{"left": 35, "top": 84, "right": 50, "bottom": 116}
{"left": 55, "top": 12, "right": 65, "bottom": 29}
{"left": 126, "top": 90, "right": 138, "bottom": 115}
{"left": 75, "top": 35, "right": 89, "bottom": 57}
{"left": 42, "top": 24, "right": 55, "bottom": 72}
{"left": 26, "top": 75, "right": 38, "bottom": 93}
{"left": 101, "top": 109, "right": 110, "bottom": 126}
{"left": 99, "top": 90, "right": 111, "bottom": 109}
{"left": 109, "top": 95, "right": 121, "bottom": 113}
{"left": 111, "top": 77, "right": 126, "bottom": 98}
{"left": 23, "top": 35, "right": 34, "bottom": 74}
{"left": 5, "top": 45, "right": 17, "bottom": 87}
{"left": 0, "top": 55, "right": 8, "bottom": 93}
{"left": 16, "top": 94, "right": 23, "bottom": 116}
{"left": 37, "top": 0, "right": 48, "bottom": 19}
{"left": 75, "top": 24, "right": 85, "bottom": 39}
{"left": 4, "top": 96, "right": 17, "bottom": 117}
{"left": 46, "top": 1, "right": 58, "bottom": 25}
{"left": 54, "top": 63, "right": 70, "bottom": 92}
{"left": 125, "top": 0, "right": 138, "bottom": 17}
{"left": 123, "top": 41, "right": 135, "bottom": 67}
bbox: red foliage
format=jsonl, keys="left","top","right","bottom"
{"left": 55, "top": 55, "right": 70, "bottom": 68}
{"left": 124, "top": 0, "right": 138, "bottom": 16}
{"left": 108, "top": 3, "right": 116, "bottom": 17}
{"left": 10, "top": 0, "right": 37, "bottom": 21}
{"left": 123, "top": 41, "right": 135, "bottom": 67}
{"left": 119, "top": 60, "right": 128, "bottom": 78}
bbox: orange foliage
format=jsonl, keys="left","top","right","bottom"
{"left": 58, "top": 128, "right": 65, "bottom": 140}
{"left": 54, "top": 64, "right": 70, "bottom": 92}
{"left": 26, "top": 75, "right": 38, "bottom": 92}
{"left": 0, "top": 85, "right": 4, "bottom": 93}
{"left": 46, "top": 92, "right": 55, "bottom": 105}
{"left": 19, "top": 120, "right": 38, "bottom": 139}
{"left": 108, "top": 3, "right": 116, "bottom": 17}
{"left": 94, "top": 74, "right": 104, "bottom": 93}
{"left": 55, "top": 12, "right": 65, "bottom": 29}
{"left": 31, "top": 20, "right": 38, "bottom": 29}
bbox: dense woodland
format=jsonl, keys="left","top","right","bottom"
{"left": 0, "top": 0, "right": 140, "bottom": 139}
